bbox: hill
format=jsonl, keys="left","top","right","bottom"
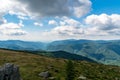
{"left": 0, "top": 49, "right": 120, "bottom": 80}
{"left": 1, "top": 40, "right": 120, "bottom": 65}
{"left": 46, "top": 39, "right": 120, "bottom": 65}
{"left": 31, "top": 50, "right": 95, "bottom": 62}
{"left": 0, "top": 40, "right": 46, "bottom": 51}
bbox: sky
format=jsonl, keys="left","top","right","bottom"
{"left": 0, "top": 0, "right": 120, "bottom": 41}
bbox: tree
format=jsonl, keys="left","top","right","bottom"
{"left": 65, "top": 60, "right": 75, "bottom": 80}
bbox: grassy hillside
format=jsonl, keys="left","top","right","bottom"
{"left": 0, "top": 49, "right": 120, "bottom": 80}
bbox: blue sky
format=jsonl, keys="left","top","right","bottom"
{"left": 91, "top": 0, "right": 120, "bottom": 14}
{"left": 0, "top": 0, "right": 120, "bottom": 41}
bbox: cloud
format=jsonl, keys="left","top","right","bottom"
{"left": 34, "top": 22, "right": 43, "bottom": 27}
{"left": 50, "top": 17, "right": 82, "bottom": 36}
{"left": 1, "top": 0, "right": 120, "bottom": 41}
{"left": 51, "top": 26, "right": 84, "bottom": 36}
{"left": 44, "top": 18, "right": 84, "bottom": 38}
{"left": 0, "top": 0, "right": 12, "bottom": 14}
{"left": 42, "top": 14, "right": 120, "bottom": 40}
{"left": 48, "top": 20, "right": 58, "bottom": 25}
{"left": 0, "top": 0, "right": 13, "bottom": 24}
{"left": 85, "top": 14, "right": 120, "bottom": 36}
{"left": 0, "top": 22, "right": 27, "bottom": 36}
{"left": 16, "top": 0, "right": 91, "bottom": 18}
{"left": 0, "top": 18, "right": 7, "bottom": 24}
{"left": 60, "top": 17, "right": 81, "bottom": 26}
{"left": 17, "top": 15, "right": 29, "bottom": 20}
{"left": 72, "top": 0, "right": 92, "bottom": 17}
{"left": 0, "top": 0, "right": 28, "bottom": 17}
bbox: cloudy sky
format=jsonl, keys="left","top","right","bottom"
{"left": 0, "top": 0, "right": 120, "bottom": 41}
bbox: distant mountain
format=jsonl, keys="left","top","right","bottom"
{"left": 0, "top": 40, "right": 46, "bottom": 51}
{"left": 46, "top": 39, "right": 120, "bottom": 65}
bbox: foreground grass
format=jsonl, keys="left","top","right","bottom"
{"left": 0, "top": 49, "right": 120, "bottom": 80}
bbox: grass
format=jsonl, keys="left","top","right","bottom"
{"left": 0, "top": 49, "right": 120, "bottom": 80}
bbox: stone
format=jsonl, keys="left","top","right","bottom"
{"left": 78, "top": 75, "right": 87, "bottom": 80}
{"left": 0, "top": 68, "right": 4, "bottom": 80}
{"left": 0, "top": 63, "right": 21, "bottom": 80}
{"left": 39, "top": 71, "right": 51, "bottom": 78}
{"left": 49, "top": 77, "right": 55, "bottom": 80}
{"left": 11, "top": 66, "right": 21, "bottom": 80}
{"left": 46, "top": 65, "right": 54, "bottom": 70}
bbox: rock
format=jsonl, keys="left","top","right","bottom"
{"left": 0, "top": 63, "right": 21, "bottom": 80}
{"left": 49, "top": 77, "right": 55, "bottom": 80}
{"left": 4, "top": 63, "right": 14, "bottom": 75}
{"left": 46, "top": 65, "right": 54, "bottom": 70}
{"left": 78, "top": 75, "right": 87, "bottom": 80}
{"left": 0, "top": 68, "right": 4, "bottom": 80}
{"left": 39, "top": 71, "right": 51, "bottom": 79}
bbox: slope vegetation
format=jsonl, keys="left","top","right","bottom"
{"left": 0, "top": 49, "right": 120, "bottom": 80}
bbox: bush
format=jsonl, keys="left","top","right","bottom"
{"left": 65, "top": 60, "right": 75, "bottom": 80}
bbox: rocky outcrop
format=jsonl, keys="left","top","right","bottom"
{"left": 0, "top": 63, "right": 21, "bottom": 80}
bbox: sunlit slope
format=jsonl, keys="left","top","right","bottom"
{"left": 0, "top": 49, "right": 120, "bottom": 80}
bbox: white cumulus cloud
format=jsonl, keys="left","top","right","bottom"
{"left": 44, "top": 18, "right": 84, "bottom": 38}
{"left": 34, "top": 22, "right": 43, "bottom": 27}
{"left": 42, "top": 14, "right": 120, "bottom": 40}
{"left": 85, "top": 14, "right": 120, "bottom": 36}
{"left": 0, "top": 22, "right": 27, "bottom": 36}
{"left": 48, "top": 20, "right": 58, "bottom": 25}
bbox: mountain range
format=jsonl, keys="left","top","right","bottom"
{"left": 0, "top": 39, "right": 120, "bottom": 65}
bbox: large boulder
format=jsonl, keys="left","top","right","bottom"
{"left": 0, "top": 63, "right": 21, "bottom": 80}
